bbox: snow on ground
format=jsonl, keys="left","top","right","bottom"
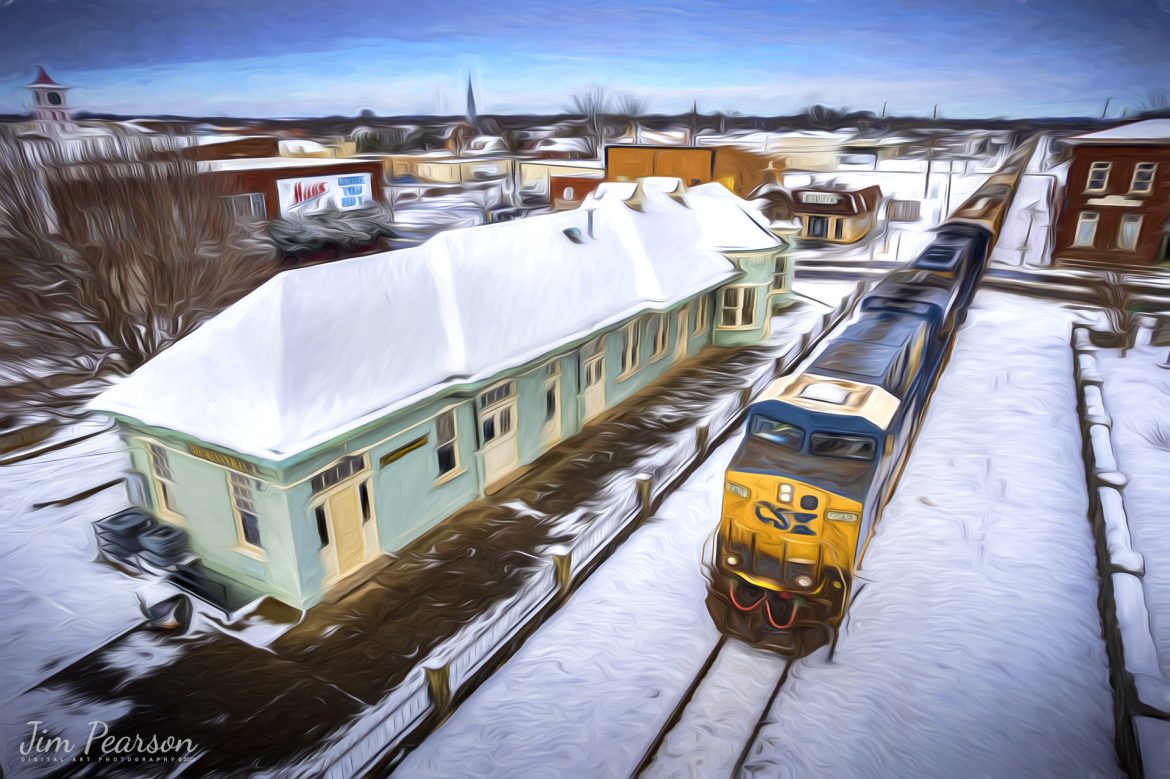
{"left": 394, "top": 436, "right": 734, "bottom": 778}
{"left": 0, "top": 428, "right": 145, "bottom": 749}
{"left": 741, "top": 289, "right": 1119, "bottom": 778}
{"left": 991, "top": 134, "right": 1066, "bottom": 268}
{"left": 1099, "top": 346, "right": 1170, "bottom": 674}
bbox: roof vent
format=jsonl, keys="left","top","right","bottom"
{"left": 799, "top": 383, "right": 851, "bottom": 405}
{"left": 563, "top": 227, "right": 585, "bottom": 244}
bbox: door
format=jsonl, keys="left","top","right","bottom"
{"left": 581, "top": 352, "right": 606, "bottom": 422}
{"left": 675, "top": 306, "right": 690, "bottom": 359}
{"left": 479, "top": 398, "right": 519, "bottom": 487}
{"left": 808, "top": 216, "right": 828, "bottom": 239}
{"left": 324, "top": 484, "right": 369, "bottom": 582}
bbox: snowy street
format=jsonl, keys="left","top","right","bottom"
{"left": 399, "top": 289, "right": 1121, "bottom": 778}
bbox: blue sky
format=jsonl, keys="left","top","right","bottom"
{"left": 1, "top": 0, "right": 1168, "bottom": 119}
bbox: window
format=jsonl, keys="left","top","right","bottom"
{"left": 435, "top": 410, "right": 459, "bottom": 477}
{"left": 719, "top": 287, "right": 756, "bottom": 328}
{"left": 749, "top": 416, "right": 804, "bottom": 449}
{"left": 693, "top": 294, "right": 710, "bottom": 335}
{"left": 358, "top": 481, "right": 372, "bottom": 523}
{"left": 1119, "top": 214, "right": 1143, "bottom": 251}
{"left": 651, "top": 313, "right": 669, "bottom": 359}
{"left": 1073, "top": 212, "right": 1099, "bottom": 247}
{"left": 481, "top": 405, "right": 512, "bottom": 442}
{"left": 887, "top": 200, "right": 921, "bottom": 222}
{"left": 229, "top": 472, "right": 262, "bottom": 549}
{"left": 1131, "top": 163, "right": 1157, "bottom": 194}
{"left": 145, "top": 442, "right": 179, "bottom": 516}
{"left": 310, "top": 454, "right": 367, "bottom": 495}
{"left": 315, "top": 505, "right": 329, "bottom": 548}
{"left": 1085, "top": 161, "right": 1111, "bottom": 193}
{"left": 542, "top": 361, "right": 560, "bottom": 423}
{"left": 227, "top": 193, "right": 266, "bottom": 219}
{"left": 620, "top": 319, "right": 642, "bottom": 375}
{"left": 809, "top": 433, "right": 877, "bottom": 461}
{"left": 833, "top": 218, "right": 844, "bottom": 240}
{"left": 477, "top": 382, "right": 514, "bottom": 410}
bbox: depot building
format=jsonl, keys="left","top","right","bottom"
{"left": 93, "top": 178, "right": 796, "bottom": 609}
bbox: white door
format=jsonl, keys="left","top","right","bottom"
{"left": 675, "top": 306, "right": 690, "bottom": 359}
{"left": 479, "top": 397, "right": 519, "bottom": 488}
{"left": 581, "top": 353, "right": 606, "bottom": 422}
{"left": 317, "top": 478, "right": 379, "bottom": 586}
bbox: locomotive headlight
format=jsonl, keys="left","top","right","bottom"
{"left": 725, "top": 481, "right": 749, "bottom": 499}
{"left": 794, "top": 574, "right": 814, "bottom": 588}
{"left": 778, "top": 484, "right": 793, "bottom": 503}
{"left": 726, "top": 555, "right": 739, "bottom": 566}
{"left": 826, "top": 510, "right": 860, "bottom": 522}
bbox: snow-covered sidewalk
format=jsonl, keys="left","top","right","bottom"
{"left": 741, "top": 289, "right": 1118, "bottom": 777}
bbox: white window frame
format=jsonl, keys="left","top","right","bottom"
{"left": 1073, "top": 211, "right": 1099, "bottom": 248}
{"left": 228, "top": 471, "right": 265, "bottom": 557}
{"left": 1118, "top": 214, "right": 1143, "bottom": 251}
{"left": 692, "top": 294, "right": 710, "bottom": 336}
{"left": 719, "top": 286, "right": 757, "bottom": 329}
{"left": 1131, "top": 163, "right": 1157, "bottom": 194}
{"left": 144, "top": 441, "right": 183, "bottom": 524}
{"left": 477, "top": 381, "right": 518, "bottom": 447}
{"left": 650, "top": 312, "right": 669, "bottom": 360}
{"left": 619, "top": 319, "right": 642, "bottom": 378}
{"left": 434, "top": 408, "right": 463, "bottom": 484}
{"left": 1085, "top": 162, "right": 1111, "bottom": 193}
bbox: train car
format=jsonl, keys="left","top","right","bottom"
{"left": 706, "top": 140, "right": 1035, "bottom": 652}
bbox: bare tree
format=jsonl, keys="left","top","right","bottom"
{"left": 566, "top": 87, "right": 611, "bottom": 158}
{"left": 0, "top": 134, "right": 277, "bottom": 408}
{"left": 613, "top": 93, "right": 650, "bottom": 143}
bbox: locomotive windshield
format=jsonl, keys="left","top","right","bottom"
{"left": 749, "top": 415, "right": 804, "bottom": 449}
{"left": 809, "top": 432, "right": 877, "bottom": 461}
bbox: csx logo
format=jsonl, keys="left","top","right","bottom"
{"left": 754, "top": 501, "right": 817, "bottom": 535}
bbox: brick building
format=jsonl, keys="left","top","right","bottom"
{"left": 1054, "top": 120, "right": 1170, "bottom": 266}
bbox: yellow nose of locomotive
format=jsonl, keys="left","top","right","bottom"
{"left": 718, "top": 470, "right": 862, "bottom": 595}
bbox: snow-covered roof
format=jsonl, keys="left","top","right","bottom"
{"left": 278, "top": 139, "right": 331, "bottom": 156}
{"left": 93, "top": 179, "right": 778, "bottom": 460}
{"left": 1068, "top": 120, "right": 1170, "bottom": 145}
{"left": 196, "top": 156, "right": 374, "bottom": 173}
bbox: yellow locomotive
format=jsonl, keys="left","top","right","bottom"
{"left": 706, "top": 140, "right": 1034, "bottom": 651}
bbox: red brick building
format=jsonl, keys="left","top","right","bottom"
{"left": 1054, "top": 120, "right": 1170, "bottom": 266}
{"left": 197, "top": 157, "right": 384, "bottom": 220}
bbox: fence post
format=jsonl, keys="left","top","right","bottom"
{"left": 549, "top": 546, "right": 572, "bottom": 597}
{"left": 635, "top": 474, "right": 652, "bottom": 521}
{"left": 424, "top": 665, "right": 451, "bottom": 716}
{"left": 740, "top": 386, "right": 753, "bottom": 409}
{"left": 695, "top": 424, "right": 710, "bottom": 458}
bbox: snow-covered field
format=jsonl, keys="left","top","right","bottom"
{"left": 741, "top": 290, "right": 1119, "bottom": 777}
{"left": 1099, "top": 346, "right": 1170, "bottom": 674}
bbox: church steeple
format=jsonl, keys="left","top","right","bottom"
{"left": 465, "top": 75, "right": 479, "bottom": 131}
{"left": 26, "top": 66, "right": 72, "bottom": 132}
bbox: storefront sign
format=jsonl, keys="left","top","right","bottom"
{"left": 187, "top": 444, "right": 259, "bottom": 475}
{"left": 277, "top": 173, "right": 372, "bottom": 216}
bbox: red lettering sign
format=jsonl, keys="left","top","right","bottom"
{"left": 291, "top": 181, "right": 328, "bottom": 207}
